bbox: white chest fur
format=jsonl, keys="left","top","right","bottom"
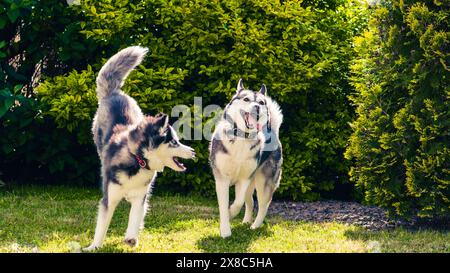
{"left": 115, "top": 169, "right": 156, "bottom": 199}
{"left": 215, "top": 138, "right": 259, "bottom": 183}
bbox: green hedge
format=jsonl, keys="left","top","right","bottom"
{"left": 2, "top": 0, "right": 447, "bottom": 215}
{"left": 1, "top": 0, "right": 367, "bottom": 200}
{"left": 33, "top": 0, "right": 367, "bottom": 199}
{"left": 0, "top": 0, "right": 102, "bottom": 185}
{"left": 345, "top": 0, "right": 449, "bottom": 217}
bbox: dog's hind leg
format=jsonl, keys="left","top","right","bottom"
{"left": 243, "top": 179, "right": 256, "bottom": 224}
{"left": 84, "top": 184, "right": 122, "bottom": 252}
{"left": 215, "top": 175, "right": 231, "bottom": 238}
{"left": 229, "top": 180, "right": 251, "bottom": 220}
{"left": 124, "top": 191, "right": 148, "bottom": 247}
{"left": 251, "top": 177, "right": 274, "bottom": 230}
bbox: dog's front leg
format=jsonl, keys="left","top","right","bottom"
{"left": 124, "top": 193, "right": 147, "bottom": 247}
{"left": 140, "top": 194, "right": 149, "bottom": 230}
{"left": 215, "top": 177, "right": 231, "bottom": 238}
{"left": 243, "top": 179, "right": 256, "bottom": 224}
{"left": 229, "top": 180, "right": 251, "bottom": 220}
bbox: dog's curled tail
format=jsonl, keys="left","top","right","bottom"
{"left": 96, "top": 46, "right": 149, "bottom": 100}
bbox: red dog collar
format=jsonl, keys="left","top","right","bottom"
{"left": 134, "top": 154, "right": 147, "bottom": 168}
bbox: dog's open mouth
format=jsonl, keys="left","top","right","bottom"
{"left": 172, "top": 157, "right": 186, "bottom": 171}
{"left": 243, "top": 111, "right": 261, "bottom": 131}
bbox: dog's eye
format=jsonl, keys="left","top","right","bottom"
{"left": 243, "top": 98, "right": 250, "bottom": 102}
{"left": 259, "top": 100, "right": 265, "bottom": 105}
{"left": 170, "top": 139, "right": 177, "bottom": 145}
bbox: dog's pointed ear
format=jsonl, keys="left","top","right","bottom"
{"left": 154, "top": 113, "right": 169, "bottom": 132}
{"left": 236, "top": 78, "right": 245, "bottom": 93}
{"left": 259, "top": 84, "right": 267, "bottom": 96}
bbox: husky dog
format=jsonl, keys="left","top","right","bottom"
{"left": 84, "top": 46, "right": 196, "bottom": 251}
{"left": 209, "top": 79, "right": 283, "bottom": 238}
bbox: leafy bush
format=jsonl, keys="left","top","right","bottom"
{"left": 0, "top": 0, "right": 100, "bottom": 185}
{"left": 345, "top": 0, "right": 449, "bottom": 217}
{"left": 35, "top": 0, "right": 367, "bottom": 199}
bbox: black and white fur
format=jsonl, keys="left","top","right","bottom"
{"left": 84, "top": 46, "right": 195, "bottom": 251}
{"left": 209, "top": 79, "right": 283, "bottom": 238}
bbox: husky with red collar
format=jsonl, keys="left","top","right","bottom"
{"left": 209, "top": 79, "right": 283, "bottom": 238}
{"left": 84, "top": 46, "right": 195, "bottom": 251}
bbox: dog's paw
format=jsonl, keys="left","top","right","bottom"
{"left": 124, "top": 238, "right": 139, "bottom": 247}
{"left": 242, "top": 217, "right": 253, "bottom": 224}
{"left": 82, "top": 245, "right": 99, "bottom": 252}
{"left": 220, "top": 227, "right": 232, "bottom": 238}
{"left": 250, "top": 223, "right": 262, "bottom": 230}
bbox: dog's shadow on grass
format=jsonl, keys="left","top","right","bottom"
{"left": 196, "top": 223, "right": 273, "bottom": 253}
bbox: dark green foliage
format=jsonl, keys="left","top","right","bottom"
{"left": 0, "top": 0, "right": 99, "bottom": 90}
{"left": 2, "top": 0, "right": 367, "bottom": 200}
{"left": 34, "top": 0, "right": 366, "bottom": 199}
{"left": 0, "top": 0, "right": 100, "bottom": 185}
{"left": 346, "top": 0, "right": 449, "bottom": 217}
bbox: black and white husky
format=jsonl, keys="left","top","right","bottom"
{"left": 84, "top": 46, "right": 196, "bottom": 251}
{"left": 209, "top": 79, "right": 283, "bottom": 238}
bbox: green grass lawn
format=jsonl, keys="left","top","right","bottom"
{"left": 0, "top": 186, "right": 448, "bottom": 253}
